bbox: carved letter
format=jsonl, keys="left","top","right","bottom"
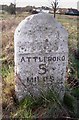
{"left": 21, "top": 57, "right": 25, "bottom": 62}
{"left": 38, "top": 64, "right": 47, "bottom": 75}
{"left": 33, "top": 57, "right": 38, "bottom": 62}
{"left": 26, "top": 57, "right": 31, "bottom": 62}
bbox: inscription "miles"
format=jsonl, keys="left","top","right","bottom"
{"left": 26, "top": 75, "right": 54, "bottom": 83}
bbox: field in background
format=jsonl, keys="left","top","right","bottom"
{"left": 1, "top": 12, "right": 79, "bottom": 119}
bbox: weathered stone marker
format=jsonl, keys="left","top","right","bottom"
{"left": 14, "top": 13, "right": 68, "bottom": 101}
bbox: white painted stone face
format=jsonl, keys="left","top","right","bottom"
{"left": 14, "top": 13, "right": 68, "bottom": 101}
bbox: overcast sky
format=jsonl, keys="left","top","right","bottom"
{"left": 0, "top": 0, "right": 79, "bottom": 8}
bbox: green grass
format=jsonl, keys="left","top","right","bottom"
{"left": 12, "top": 89, "right": 67, "bottom": 119}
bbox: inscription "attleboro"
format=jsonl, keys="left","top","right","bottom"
{"left": 20, "top": 55, "right": 66, "bottom": 63}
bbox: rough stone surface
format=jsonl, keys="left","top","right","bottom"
{"left": 14, "top": 13, "right": 68, "bottom": 101}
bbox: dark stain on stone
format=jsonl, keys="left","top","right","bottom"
{"left": 52, "top": 67, "right": 56, "bottom": 70}
{"left": 49, "top": 50, "right": 51, "bottom": 52}
{"left": 18, "top": 30, "right": 20, "bottom": 32}
{"left": 45, "top": 39, "right": 48, "bottom": 42}
{"left": 29, "top": 30, "right": 31, "bottom": 32}
{"left": 44, "top": 46, "right": 46, "bottom": 49}
{"left": 21, "top": 47, "right": 24, "bottom": 50}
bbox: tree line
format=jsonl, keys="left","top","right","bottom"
{"left": 2, "top": 0, "right": 59, "bottom": 18}
{"left": 2, "top": 3, "right": 16, "bottom": 15}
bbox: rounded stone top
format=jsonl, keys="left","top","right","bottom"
{"left": 14, "top": 13, "right": 68, "bottom": 54}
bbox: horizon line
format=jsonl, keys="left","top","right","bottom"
{"left": 0, "top": 3, "right": 78, "bottom": 9}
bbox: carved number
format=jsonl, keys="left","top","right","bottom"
{"left": 38, "top": 64, "right": 47, "bottom": 75}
